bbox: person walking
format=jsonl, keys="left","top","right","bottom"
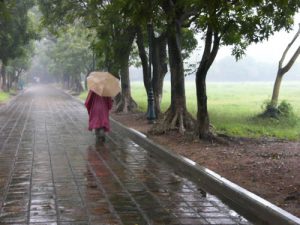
{"left": 85, "top": 90, "right": 113, "bottom": 142}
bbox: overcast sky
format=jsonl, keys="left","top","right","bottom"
{"left": 216, "top": 13, "right": 300, "bottom": 63}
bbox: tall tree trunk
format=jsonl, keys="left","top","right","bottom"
{"left": 153, "top": 34, "right": 168, "bottom": 116}
{"left": 116, "top": 58, "right": 137, "bottom": 112}
{"left": 63, "top": 74, "right": 69, "bottom": 89}
{"left": 271, "top": 71, "right": 283, "bottom": 107}
{"left": 6, "top": 72, "right": 10, "bottom": 90}
{"left": 7, "top": 72, "right": 13, "bottom": 91}
{"left": 85, "top": 73, "right": 89, "bottom": 90}
{"left": 1, "top": 64, "right": 7, "bottom": 92}
{"left": 115, "top": 28, "right": 137, "bottom": 113}
{"left": 136, "top": 25, "right": 151, "bottom": 117}
{"left": 67, "top": 75, "right": 70, "bottom": 89}
{"left": 196, "top": 67, "right": 210, "bottom": 138}
{"left": 196, "top": 26, "right": 220, "bottom": 139}
{"left": 136, "top": 25, "right": 150, "bottom": 94}
{"left": 15, "top": 74, "right": 20, "bottom": 90}
{"left": 73, "top": 76, "right": 83, "bottom": 93}
{"left": 155, "top": 18, "right": 194, "bottom": 134}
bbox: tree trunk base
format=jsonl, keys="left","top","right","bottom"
{"left": 115, "top": 97, "right": 137, "bottom": 113}
{"left": 261, "top": 106, "right": 280, "bottom": 118}
{"left": 151, "top": 107, "right": 195, "bottom": 134}
{"left": 198, "top": 131, "right": 230, "bottom": 145}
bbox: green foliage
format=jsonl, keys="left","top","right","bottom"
{"left": 278, "top": 100, "right": 294, "bottom": 117}
{"left": 193, "top": 0, "right": 300, "bottom": 58}
{"left": 0, "top": 0, "right": 37, "bottom": 63}
{"left": 38, "top": 1, "right": 84, "bottom": 32}
{"left": 261, "top": 100, "right": 296, "bottom": 122}
{"left": 79, "top": 91, "right": 88, "bottom": 101}
{"left": 7, "top": 43, "right": 35, "bottom": 74}
{"left": 38, "top": 0, "right": 138, "bottom": 75}
{"left": 36, "top": 23, "right": 94, "bottom": 83}
{"left": 181, "top": 28, "right": 198, "bottom": 60}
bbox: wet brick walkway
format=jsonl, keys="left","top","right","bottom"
{"left": 0, "top": 86, "right": 252, "bottom": 225}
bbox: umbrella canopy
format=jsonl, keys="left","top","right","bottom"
{"left": 87, "top": 72, "right": 121, "bottom": 97}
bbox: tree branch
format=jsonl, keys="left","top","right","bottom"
{"left": 281, "top": 45, "right": 300, "bottom": 75}
{"left": 208, "top": 31, "right": 220, "bottom": 67}
{"left": 202, "top": 25, "right": 213, "bottom": 61}
{"left": 279, "top": 23, "right": 300, "bottom": 69}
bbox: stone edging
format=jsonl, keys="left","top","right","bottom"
{"left": 110, "top": 118, "right": 300, "bottom": 225}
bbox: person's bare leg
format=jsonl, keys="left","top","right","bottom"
{"left": 95, "top": 128, "right": 100, "bottom": 138}
{"left": 99, "top": 128, "right": 106, "bottom": 142}
{"left": 95, "top": 128, "right": 105, "bottom": 142}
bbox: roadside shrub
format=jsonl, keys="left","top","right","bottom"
{"left": 277, "top": 100, "right": 294, "bottom": 117}
{"left": 261, "top": 101, "right": 279, "bottom": 118}
{"left": 260, "top": 100, "right": 297, "bottom": 125}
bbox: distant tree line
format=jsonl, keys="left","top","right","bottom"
{"left": 0, "top": 0, "right": 38, "bottom": 91}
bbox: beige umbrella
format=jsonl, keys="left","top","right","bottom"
{"left": 87, "top": 71, "right": 121, "bottom": 97}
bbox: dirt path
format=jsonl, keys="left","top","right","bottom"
{"left": 111, "top": 112, "right": 300, "bottom": 218}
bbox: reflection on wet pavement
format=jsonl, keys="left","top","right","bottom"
{"left": 0, "top": 86, "right": 252, "bottom": 224}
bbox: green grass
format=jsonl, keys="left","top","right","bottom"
{"left": 0, "top": 91, "right": 11, "bottom": 103}
{"left": 130, "top": 81, "right": 300, "bottom": 140}
{"left": 79, "top": 91, "right": 88, "bottom": 101}
{"left": 80, "top": 82, "right": 300, "bottom": 140}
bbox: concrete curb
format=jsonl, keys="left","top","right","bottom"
{"left": 110, "top": 118, "right": 300, "bottom": 225}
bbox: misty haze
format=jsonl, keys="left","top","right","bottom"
{"left": 130, "top": 56, "right": 300, "bottom": 82}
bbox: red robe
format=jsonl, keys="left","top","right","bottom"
{"left": 85, "top": 91, "right": 113, "bottom": 132}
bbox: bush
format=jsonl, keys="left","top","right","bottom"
{"left": 278, "top": 100, "right": 294, "bottom": 117}
{"left": 261, "top": 100, "right": 296, "bottom": 122}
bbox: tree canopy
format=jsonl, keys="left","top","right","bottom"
{"left": 0, "top": 0, "right": 38, "bottom": 90}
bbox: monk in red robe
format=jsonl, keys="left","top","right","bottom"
{"left": 85, "top": 90, "right": 113, "bottom": 141}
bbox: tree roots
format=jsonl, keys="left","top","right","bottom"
{"left": 151, "top": 108, "right": 195, "bottom": 134}
{"left": 150, "top": 108, "right": 231, "bottom": 145}
{"left": 115, "top": 96, "right": 137, "bottom": 113}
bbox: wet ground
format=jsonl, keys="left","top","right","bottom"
{"left": 0, "top": 86, "right": 251, "bottom": 224}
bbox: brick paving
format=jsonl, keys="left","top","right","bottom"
{"left": 0, "top": 85, "right": 252, "bottom": 224}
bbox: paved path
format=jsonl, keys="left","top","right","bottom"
{"left": 0, "top": 86, "right": 252, "bottom": 225}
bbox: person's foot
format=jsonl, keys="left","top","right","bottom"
{"left": 95, "top": 128, "right": 100, "bottom": 137}
{"left": 100, "top": 135, "right": 106, "bottom": 142}
{"left": 95, "top": 128, "right": 105, "bottom": 142}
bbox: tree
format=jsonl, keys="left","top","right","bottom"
{"left": 135, "top": 24, "right": 168, "bottom": 116}
{"left": 6, "top": 43, "right": 35, "bottom": 90}
{"left": 89, "top": 1, "right": 138, "bottom": 112}
{"left": 270, "top": 24, "right": 300, "bottom": 109}
{"left": 154, "top": 0, "right": 199, "bottom": 133}
{"left": 126, "top": 1, "right": 197, "bottom": 118}
{"left": 0, "top": 0, "right": 37, "bottom": 91}
{"left": 152, "top": 32, "right": 168, "bottom": 116}
{"left": 38, "top": 0, "right": 138, "bottom": 112}
{"left": 45, "top": 25, "right": 94, "bottom": 92}
{"left": 123, "top": 1, "right": 168, "bottom": 116}
{"left": 192, "top": 0, "right": 300, "bottom": 139}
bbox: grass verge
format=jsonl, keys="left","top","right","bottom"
{"left": 0, "top": 91, "right": 11, "bottom": 103}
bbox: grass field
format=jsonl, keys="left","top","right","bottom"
{"left": 0, "top": 91, "right": 10, "bottom": 103}
{"left": 81, "top": 82, "right": 300, "bottom": 140}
